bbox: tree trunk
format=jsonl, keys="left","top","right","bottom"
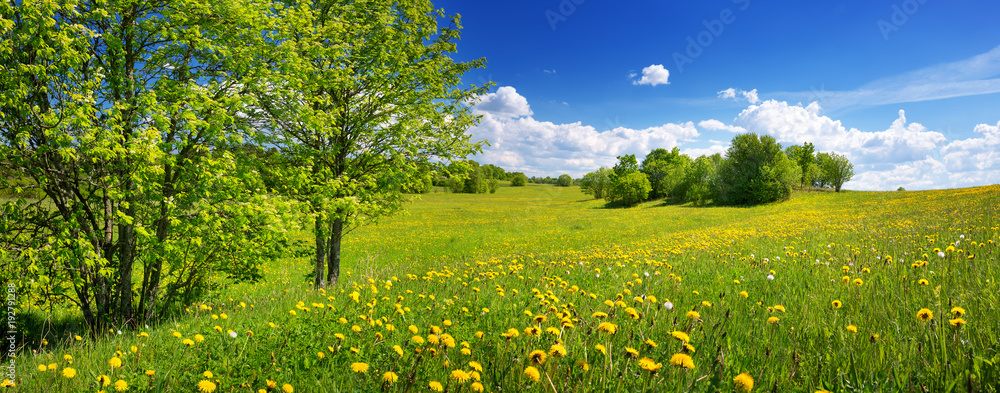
{"left": 326, "top": 215, "right": 343, "bottom": 286}
{"left": 313, "top": 214, "right": 326, "bottom": 287}
{"left": 116, "top": 198, "right": 135, "bottom": 326}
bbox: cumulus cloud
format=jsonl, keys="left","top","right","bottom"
{"left": 734, "top": 100, "right": 946, "bottom": 164}
{"left": 472, "top": 86, "right": 532, "bottom": 118}
{"left": 941, "top": 121, "right": 1000, "bottom": 172}
{"left": 698, "top": 119, "right": 746, "bottom": 133}
{"left": 718, "top": 88, "right": 760, "bottom": 104}
{"left": 469, "top": 86, "right": 698, "bottom": 176}
{"left": 633, "top": 64, "right": 671, "bottom": 86}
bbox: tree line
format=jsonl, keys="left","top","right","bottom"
{"left": 580, "top": 133, "right": 855, "bottom": 206}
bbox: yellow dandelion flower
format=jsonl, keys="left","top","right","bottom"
{"left": 471, "top": 382, "right": 485, "bottom": 392}
{"left": 671, "top": 331, "right": 690, "bottom": 343}
{"left": 469, "top": 361, "right": 483, "bottom": 372}
{"left": 644, "top": 339, "right": 658, "bottom": 348}
{"left": 597, "top": 322, "right": 618, "bottom": 334}
{"left": 853, "top": 278, "right": 864, "bottom": 286}
{"left": 114, "top": 379, "right": 128, "bottom": 391}
{"left": 767, "top": 317, "right": 780, "bottom": 324}
{"left": 739, "top": 291, "right": 749, "bottom": 298}
{"left": 950, "top": 307, "right": 966, "bottom": 316}
{"left": 831, "top": 300, "right": 842, "bottom": 309}
{"left": 197, "top": 380, "right": 217, "bottom": 393}
{"left": 62, "top": 367, "right": 76, "bottom": 379}
{"left": 949, "top": 318, "right": 966, "bottom": 328}
{"left": 183, "top": 339, "right": 195, "bottom": 346}
{"left": 549, "top": 344, "right": 567, "bottom": 358}
{"left": 98, "top": 375, "right": 111, "bottom": 386}
{"left": 595, "top": 344, "right": 607, "bottom": 355}
{"left": 382, "top": 371, "right": 398, "bottom": 384}
{"left": 411, "top": 335, "right": 425, "bottom": 345}
{"left": 429, "top": 381, "right": 444, "bottom": 392}
{"left": 846, "top": 325, "right": 858, "bottom": 333}
{"left": 733, "top": 372, "right": 754, "bottom": 392}
{"left": 350, "top": 362, "right": 369, "bottom": 373}
{"left": 916, "top": 308, "right": 933, "bottom": 322}
{"left": 451, "top": 369, "right": 471, "bottom": 383}
{"left": 686, "top": 311, "right": 700, "bottom": 320}
{"left": 529, "top": 349, "right": 547, "bottom": 365}
{"left": 203, "top": 371, "right": 213, "bottom": 379}
{"left": 670, "top": 353, "right": 695, "bottom": 369}
{"left": 145, "top": 370, "right": 155, "bottom": 376}
{"left": 917, "top": 279, "right": 929, "bottom": 286}
{"left": 282, "top": 384, "right": 294, "bottom": 393}
{"left": 524, "top": 366, "right": 541, "bottom": 382}
{"left": 108, "top": 357, "right": 122, "bottom": 368}
{"left": 638, "top": 357, "right": 663, "bottom": 372}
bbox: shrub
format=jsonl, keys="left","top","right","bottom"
{"left": 510, "top": 172, "right": 528, "bottom": 186}
{"left": 556, "top": 174, "right": 572, "bottom": 187}
{"left": 607, "top": 172, "right": 651, "bottom": 206}
{"left": 716, "top": 133, "right": 799, "bottom": 205}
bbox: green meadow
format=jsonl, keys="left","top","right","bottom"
{"left": 11, "top": 184, "right": 1000, "bottom": 392}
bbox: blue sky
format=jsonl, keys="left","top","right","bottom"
{"left": 434, "top": 0, "right": 1000, "bottom": 190}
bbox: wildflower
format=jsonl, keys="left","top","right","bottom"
{"left": 429, "top": 381, "right": 444, "bottom": 391}
{"left": 62, "top": 367, "right": 76, "bottom": 379}
{"left": 949, "top": 318, "right": 966, "bottom": 328}
{"left": 670, "top": 353, "right": 695, "bottom": 369}
{"left": 350, "top": 362, "right": 369, "bottom": 373}
{"left": 549, "top": 344, "right": 567, "bottom": 358}
{"left": 739, "top": 291, "right": 749, "bottom": 298}
{"left": 644, "top": 339, "right": 658, "bottom": 348}
{"left": 733, "top": 373, "right": 754, "bottom": 392}
{"left": 98, "top": 375, "right": 111, "bottom": 386}
{"left": 114, "top": 379, "right": 128, "bottom": 391}
{"left": 684, "top": 343, "right": 696, "bottom": 353}
{"left": 529, "top": 349, "right": 547, "bottom": 365}
{"left": 638, "top": 357, "right": 662, "bottom": 372}
{"left": 671, "top": 331, "right": 691, "bottom": 343}
{"left": 686, "top": 311, "right": 700, "bottom": 320}
{"left": 595, "top": 344, "right": 607, "bottom": 355}
{"left": 427, "top": 334, "right": 440, "bottom": 345}
{"left": 145, "top": 370, "right": 155, "bottom": 376}
{"left": 597, "top": 322, "right": 618, "bottom": 334}
{"left": 451, "top": 369, "right": 471, "bottom": 383}
{"left": 916, "top": 308, "right": 934, "bottom": 322}
{"left": 950, "top": 307, "right": 966, "bottom": 316}
{"left": 524, "top": 366, "right": 541, "bottom": 382}
{"left": 197, "top": 380, "right": 217, "bottom": 393}
{"left": 36, "top": 364, "right": 46, "bottom": 372}
{"left": 917, "top": 279, "right": 929, "bottom": 286}
{"left": 204, "top": 371, "right": 214, "bottom": 379}
{"left": 108, "top": 357, "right": 122, "bottom": 368}
{"left": 831, "top": 300, "right": 842, "bottom": 309}
{"left": 411, "top": 335, "right": 425, "bottom": 345}
{"left": 282, "top": 384, "right": 294, "bottom": 393}
{"left": 183, "top": 339, "right": 195, "bottom": 346}
{"left": 846, "top": 325, "right": 858, "bottom": 333}
{"left": 853, "top": 278, "right": 863, "bottom": 286}
{"left": 502, "top": 328, "right": 520, "bottom": 339}
{"left": 664, "top": 301, "right": 674, "bottom": 310}
{"left": 471, "top": 382, "right": 485, "bottom": 392}
{"left": 624, "top": 347, "right": 640, "bottom": 358}
{"left": 767, "top": 317, "right": 780, "bottom": 324}
{"left": 194, "top": 334, "right": 205, "bottom": 343}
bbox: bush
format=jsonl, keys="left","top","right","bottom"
{"left": 556, "top": 174, "right": 572, "bottom": 187}
{"left": 607, "top": 172, "right": 651, "bottom": 206}
{"left": 716, "top": 133, "right": 799, "bottom": 205}
{"left": 510, "top": 172, "right": 528, "bottom": 186}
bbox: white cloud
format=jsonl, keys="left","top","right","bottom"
{"left": 633, "top": 64, "right": 671, "bottom": 86}
{"left": 734, "top": 100, "right": 946, "bottom": 165}
{"left": 698, "top": 119, "right": 746, "bottom": 133}
{"left": 718, "top": 88, "right": 760, "bottom": 104}
{"left": 472, "top": 86, "right": 532, "bottom": 118}
{"left": 775, "top": 45, "right": 1000, "bottom": 110}
{"left": 469, "top": 86, "right": 697, "bottom": 176}
{"left": 941, "top": 121, "right": 1000, "bottom": 172}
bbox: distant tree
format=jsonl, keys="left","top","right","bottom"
{"left": 814, "top": 153, "right": 832, "bottom": 188}
{"left": 820, "top": 152, "right": 854, "bottom": 192}
{"left": 641, "top": 147, "right": 692, "bottom": 200}
{"left": 683, "top": 154, "right": 722, "bottom": 206}
{"left": 608, "top": 172, "right": 651, "bottom": 206}
{"left": 580, "top": 167, "right": 613, "bottom": 199}
{"left": 716, "top": 133, "right": 800, "bottom": 205}
{"left": 557, "top": 174, "right": 573, "bottom": 187}
{"left": 785, "top": 142, "right": 816, "bottom": 186}
{"left": 897, "top": 187, "right": 906, "bottom": 191}
{"left": 511, "top": 172, "right": 528, "bottom": 186}
{"left": 607, "top": 155, "right": 650, "bottom": 206}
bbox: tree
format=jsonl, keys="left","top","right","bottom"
{"left": 580, "top": 167, "right": 612, "bottom": 199}
{"left": 820, "top": 152, "right": 854, "bottom": 192}
{"left": 785, "top": 142, "right": 815, "bottom": 186}
{"left": 253, "top": 0, "right": 488, "bottom": 287}
{"left": 510, "top": 172, "right": 528, "bottom": 186}
{"left": 716, "top": 133, "right": 800, "bottom": 205}
{"left": 0, "top": 0, "right": 289, "bottom": 328}
{"left": 683, "top": 154, "right": 722, "bottom": 206}
{"left": 607, "top": 172, "right": 651, "bottom": 206}
{"left": 556, "top": 174, "right": 573, "bottom": 187}
{"left": 641, "top": 147, "right": 692, "bottom": 200}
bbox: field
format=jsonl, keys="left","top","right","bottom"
{"left": 8, "top": 184, "right": 1000, "bottom": 392}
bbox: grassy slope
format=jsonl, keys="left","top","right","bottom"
{"left": 10, "top": 184, "right": 1000, "bottom": 392}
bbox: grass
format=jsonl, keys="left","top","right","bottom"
{"left": 6, "top": 183, "right": 1000, "bottom": 392}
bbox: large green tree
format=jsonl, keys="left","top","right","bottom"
{"left": 716, "top": 133, "right": 800, "bottom": 205}
{"left": 820, "top": 152, "right": 854, "bottom": 192}
{"left": 641, "top": 147, "right": 692, "bottom": 200}
{"left": 253, "top": 0, "right": 488, "bottom": 287}
{"left": 580, "top": 167, "right": 612, "bottom": 199}
{"left": 0, "top": 0, "right": 287, "bottom": 328}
